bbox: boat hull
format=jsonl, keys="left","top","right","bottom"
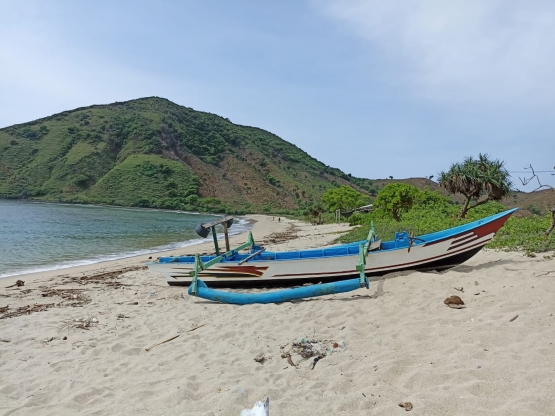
{"left": 148, "top": 209, "right": 516, "bottom": 287}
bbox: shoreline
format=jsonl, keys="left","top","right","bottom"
{"left": 0, "top": 215, "right": 353, "bottom": 286}
{"left": 0, "top": 200, "right": 253, "bottom": 282}
{"left": 0, "top": 215, "right": 255, "bottom": 282}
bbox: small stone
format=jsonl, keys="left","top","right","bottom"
{"left": 444, "top": 295, "right": 465, "bottom": 308}
{"left": 254, "top": 353, "right": 266, "bottom": 363}
{"left": 399, "top": 401, "right": 413, "bottom": 411}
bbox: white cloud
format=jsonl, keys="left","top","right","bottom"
{"left": 316, "top": 0, "right": 555, "bottom": 105}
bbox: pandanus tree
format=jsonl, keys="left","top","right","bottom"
{"left": 438, "top": 154, "right": 513, "bottom": 218}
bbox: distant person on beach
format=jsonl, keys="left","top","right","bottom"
{"left": 278, "top": 217, "right": 281, "bottom": 222}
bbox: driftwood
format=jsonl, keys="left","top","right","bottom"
{"left": 145, "top": 324, "right": 205, "bottom": 351}
{"left": 186, "top": 323, "right": 205, "bottom": 332}
{"left": 5, "top": 280, "right": 25, "bottom": 289}
{"left": 145, "top": 334, "right": 180, "bottom": 351}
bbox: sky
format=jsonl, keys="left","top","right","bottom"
{"left": 1, "top": 0, "right": 554, "bottom": 191}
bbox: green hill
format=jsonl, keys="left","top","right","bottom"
{"left": 0, "top": 97, "right": 378, "bottom": 214}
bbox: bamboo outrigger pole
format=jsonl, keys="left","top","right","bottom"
{"left": 190, "top": 216, "right": 256, "bottom": 295}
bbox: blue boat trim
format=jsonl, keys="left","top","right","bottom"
{"left": 158, "top": 208, "right": 518, "bottom": 265}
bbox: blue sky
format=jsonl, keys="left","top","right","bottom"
{"left": 1, "top": 0, "right": 554, "bottom": 190}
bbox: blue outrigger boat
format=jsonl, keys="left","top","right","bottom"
{"left": 147, "top": 209, "right": 517, "bottom": 304}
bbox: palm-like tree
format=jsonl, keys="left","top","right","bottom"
{"left": 438, "top": 154, "right": 513, "bottom": 218}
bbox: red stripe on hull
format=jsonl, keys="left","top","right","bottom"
{"left": 423, "top": 212, "right": 512, "bottom": 247}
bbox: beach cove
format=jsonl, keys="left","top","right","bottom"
{"left": 1, "top": 215, "right": 554, "bottom": 415}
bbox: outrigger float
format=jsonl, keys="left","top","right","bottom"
{"left": 147, "top": 209, "right": 518, "bottom": 305}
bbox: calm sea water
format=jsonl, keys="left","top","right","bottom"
{"left": 0, "top": 200, "right": 251, "bottom": 278}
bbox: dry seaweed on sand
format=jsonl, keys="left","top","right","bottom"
{"left": 41, "top": 288, "right": 91, "bottom": 307}
{"left": 63, "top": 266, "right": 146, "bottom": 287}
{"left": 282, "top": 338, "right": 346, "bottom": 368}
{"left": 0, "top": 303, "right": 54, "bottom": 320}
{"left": 258, "top": 224, "right": 299, "bottom": 245}
{"left": 280, "top": 352, "right": 297, "bottom": 367}
{"left": 58, "top": 315, "right": 99, "bottom": 332}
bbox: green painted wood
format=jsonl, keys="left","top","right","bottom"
{"left": 356, "top": 221, "right": 376, "bottom": 287}
{"left": 189, "top": 232, "right": 256, "bottom": 295}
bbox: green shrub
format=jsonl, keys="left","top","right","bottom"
{"left": 373, "top": 183, "right": 420, "bottom": 221}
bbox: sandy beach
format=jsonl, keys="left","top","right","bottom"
{"left": 1, "top": 215, "right": 554, "bottom": 415}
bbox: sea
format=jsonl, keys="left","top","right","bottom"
{"left": 0, "top": 200, "right": 251, "bottom": 278}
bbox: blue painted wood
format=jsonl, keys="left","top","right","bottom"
{"left": 188, "top": 278, "right": 366, "bottom": 305}
{"left": 160, "top": 208, "right": 519, "bottom": 265}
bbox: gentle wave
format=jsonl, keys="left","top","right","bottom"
{"left": 0, "top": 200, "right": 252, "bottom": 278}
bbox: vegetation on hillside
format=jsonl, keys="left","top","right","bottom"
{"left": 0, "top": 97, "right": 378, "bottom": 214}
{"left": 1, "top": 97, "right": 550, "bottom": 240}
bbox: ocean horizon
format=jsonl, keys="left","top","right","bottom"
{"left": 0, "top": 200, "right": 251, "bottom": 278}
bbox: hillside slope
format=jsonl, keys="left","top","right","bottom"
{"left": 2, "top": 97, "right": 549, "bottom": 215}
{"left": 0, "top": 97, "right": 377, "bottom": 213}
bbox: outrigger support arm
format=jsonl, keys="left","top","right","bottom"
{"left": 356, "top": 221, "right": 376, "bottom": 288}
{"left": 189, "top": 231, "right": 256, "bottom": 295}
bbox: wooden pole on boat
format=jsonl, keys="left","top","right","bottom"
{"left": 197, "top": 215, "right": 234, "bottom": 256}
{"left": 211, "top": 226, "right": 220, "bottom": 256}
{"left": 223, "top": 221, "right": 230, "bottom": 252}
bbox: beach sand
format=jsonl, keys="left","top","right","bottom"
{"left": 1, "top": 215, "right": 554, "bottom": 415}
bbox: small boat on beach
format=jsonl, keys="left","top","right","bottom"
{"left": 147, "top": 208, "right": 518, "bottom": 289}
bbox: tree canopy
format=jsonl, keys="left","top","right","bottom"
{"left": 373, "top": 183, "right": 420, "bottom": 221}
{"left": 438, "top": 153, "right": 513, "bottom": 218}
{"left": 321, "top": 186, "right": 370, "bottom": 212}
